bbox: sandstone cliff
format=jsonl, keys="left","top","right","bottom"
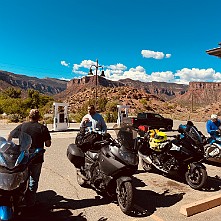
{"left": 0, "top": 71, "right": 67, "bottom": 95}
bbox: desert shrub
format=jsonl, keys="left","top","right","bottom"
{"left": 7, "top": 114, "right": 21, "bottom": 123}
{"left": 73, "top": 112, "right": 86, "bottom": 123}
{"left": 97, "top": 97, "right": 108, "bottom": 112}
{"left": 68, "top": 113, "right": 76, "bottom": 123}
{"left": 139, "top": 98, "right": 147, "bottom": 105}
{"left": 104, "top": 111, "right": 118, "bottom": 123}
{"left": 105, "top": 100, "right": 119, "bottom": 112}
{"left": 3, "top": 88, "right": 21, "bottom": 98}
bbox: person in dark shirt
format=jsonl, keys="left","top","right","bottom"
{"left": 8, "top": 109, "right": 51, "bottom": 207}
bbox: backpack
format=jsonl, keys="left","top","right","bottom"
{"left": 75, "top": 131, "right": 103, "bottom": 152}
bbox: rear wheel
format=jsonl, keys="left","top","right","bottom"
{"left": 185, "top": 166, "right": 207, "bottom": 190}
{"left": 141, "top": 159, "right": 153, "bottom": 172}
{"left": 117, "top": 181, "right": 134, "bottom": 215}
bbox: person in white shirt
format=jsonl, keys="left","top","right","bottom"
{"left": 80, "top": 105, "right": 107, "bottom": 133}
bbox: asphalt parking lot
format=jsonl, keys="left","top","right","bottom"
{"left": 0, "top": 120, "right": 221, "bottom": 221}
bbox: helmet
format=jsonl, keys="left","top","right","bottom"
{"left": 149, "top": 131, "right": 168, "bottom": 151}
{"left": 153, "top": 131, "right": 167, "bottom": 143}
{"left": 211, "top": 114, "right": 218, "bottom": 120}
{"left": 149, "top": 129, "right": 159, "bottom": 138}
{"left": 178, "top": 124, "right": 187, "bottom": 133}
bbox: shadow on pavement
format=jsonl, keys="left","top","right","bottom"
{"left": 129, "top": 177, "right": 185, "bottom": 217}
{"left": 18, "top": 190, "right": 111, "bottom": 221}
{"left": 203, "top": 175, "right": 221, "bottom": 191}
{"left": 136, "top": 167, "right": 221, "bottom": 192}
{"left": 205, "top": 159, "right": 221, "bottom": 167}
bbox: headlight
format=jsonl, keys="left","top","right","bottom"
{"left": 0, "top": 169, "right": 28, "bottom": 191}
{"left": 119, "top": 150, "right": 139, "bottom": 166}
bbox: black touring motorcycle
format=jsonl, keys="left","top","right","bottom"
{"left": 67, "top": 126, "right": 139, "bottom": 215}
{"left": 138, "top": 122, "right": 208, "bottom": 190}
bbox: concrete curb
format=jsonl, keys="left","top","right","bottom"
{"left": 180, "top": 193, "right": 221, "bottom": 217}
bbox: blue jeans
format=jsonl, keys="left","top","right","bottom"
{"left": 26, "top": 163, "right": 42, "bottom": 206}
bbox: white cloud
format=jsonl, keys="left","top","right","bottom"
{"left": 107, "top": 66, "right": 174, "bottom": 83}
{"left": 59, "top": 77, "right": 71, "bottom": 81}
{"left": 61, "top": 60, "right": 69, "bottom": 67}
{"left": 107, "top": 63, "right": 127, "bottom": 70}
{"left": 141, "top": 50, "right": 171, "bottom": 59}
{"left": 106, "top": 66, "right": 221, "bottom": 85}
{"left": 72, "top": 60, "right": 96, "bottom": 71}
{"left": 69, "top": 59, "right": 221, "bottom": 85}
{"left": 174, "top": 68, "right": 221, "bottom": 84}
{"left": 151, "top": 71, "right": 174, "bottom": 82}
{"left": 107, "top": 66, "right": 150, "bottom": 82}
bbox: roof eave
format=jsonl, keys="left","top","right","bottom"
{"left": 206, "top": 47, "right": 221, "bottom": 58}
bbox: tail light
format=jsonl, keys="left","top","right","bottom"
{"left": 138, "top": 125, "right": 149, "bottom": 132}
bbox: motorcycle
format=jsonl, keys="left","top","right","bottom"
{"left": 204, "top": 127, "right": 221, "bottom": 160}
{"left": 67, "top": 126, "right": 139, "bottom": 215}
{"left": 138, "top": 122, "right": 208, "bottom": 190}
{"left": 0, "top": 132, "right": 45, "bottom": 220}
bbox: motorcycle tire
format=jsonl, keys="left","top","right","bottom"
{"left": 117, "top": 181, "right": 134, "bottom": 215}
{"left": 141, "top": 159, "right": 153, "bottom": 172}
{"left": 185, "top": 166, "right": 207, "bottom": 190}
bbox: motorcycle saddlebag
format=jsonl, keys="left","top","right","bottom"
{"left": 67, "top": 144, "right": 85, "bottom": 168}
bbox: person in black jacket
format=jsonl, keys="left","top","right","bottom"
{"left": 8, "top": 109, "right": 51, "bottom": 207}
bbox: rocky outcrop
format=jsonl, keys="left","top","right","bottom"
{"left": 0, "top": 71, "right": 67, "bottom": 95}
{"left": 119, "top": 79, "right": 188, "bottom": 100}
{"left": 67, "top": 76, "right": 125, "bottom": 92}
{"left": 65, "top": 76, "right": 188, "bottom": 100}
{"left": 173, "top": 82, "right": 221, "bottom": 106}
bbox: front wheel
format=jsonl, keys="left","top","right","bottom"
{"left": 116, "top": 181, "right": 134, "bottom": 215}
{"left": 185, "top": 166, "right": 207, "bottom": 190}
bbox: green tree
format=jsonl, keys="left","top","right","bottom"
{"left": 27, "top": 89, "right": 40, "bottom": 108}
{"left": 105, "top": 100, "right": 119, "bottom": 112}
{"left": 3, "top": 87, "right": 21, "bottom": 98}
{"left": 97, "top": 97, "right": 108, "bottom": 112}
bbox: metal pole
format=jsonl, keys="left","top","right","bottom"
{"left": 191, "top": 91, "right": 193, "bottom": 113}
{"left": 95, "top": 59, "right": 98, "bottom": 109}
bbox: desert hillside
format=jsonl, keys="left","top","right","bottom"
{"left": 1, "top": 70, "right": 221, "bottom": 122}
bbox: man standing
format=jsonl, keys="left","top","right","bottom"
{"left": 8, "top": 109, "right": 51, "bottom": 207}
{"left": 80, "top": 104, "right": 107, "bottom": 133}
{"left": 206, "top": 114, "right": 221, "bottom": 138}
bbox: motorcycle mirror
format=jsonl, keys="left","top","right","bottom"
{"left": 187, "top": 121, "right": 194, "bottom": 126}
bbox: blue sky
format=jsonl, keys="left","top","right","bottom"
{"left": 0, "top": 0, "right": 221, "bottom": 85}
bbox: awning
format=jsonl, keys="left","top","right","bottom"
{"left": 206, "top": 43, "right": 221, "bottom": 58}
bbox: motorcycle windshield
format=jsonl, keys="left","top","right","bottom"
{"left": 188, "top": 126, "right": 204, "bottom": 144}
{"left": 114, "top": 126, "right": 137, "bottom": 150}
{"left": 0, "top": 169, "right": 28, "bottom": 191}
{"left": 0, "top": 132, "right": 32, "bottom": 169}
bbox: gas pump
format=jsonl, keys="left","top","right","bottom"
{"left": 117, "top": 105, "right": 131, "bottom": 126}
{"left": 53, "top": 102, "right": 69, "bottom": 131}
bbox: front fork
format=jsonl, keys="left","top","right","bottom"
{"left": 187, "top": 162, "right": 206, "bottom": 174}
